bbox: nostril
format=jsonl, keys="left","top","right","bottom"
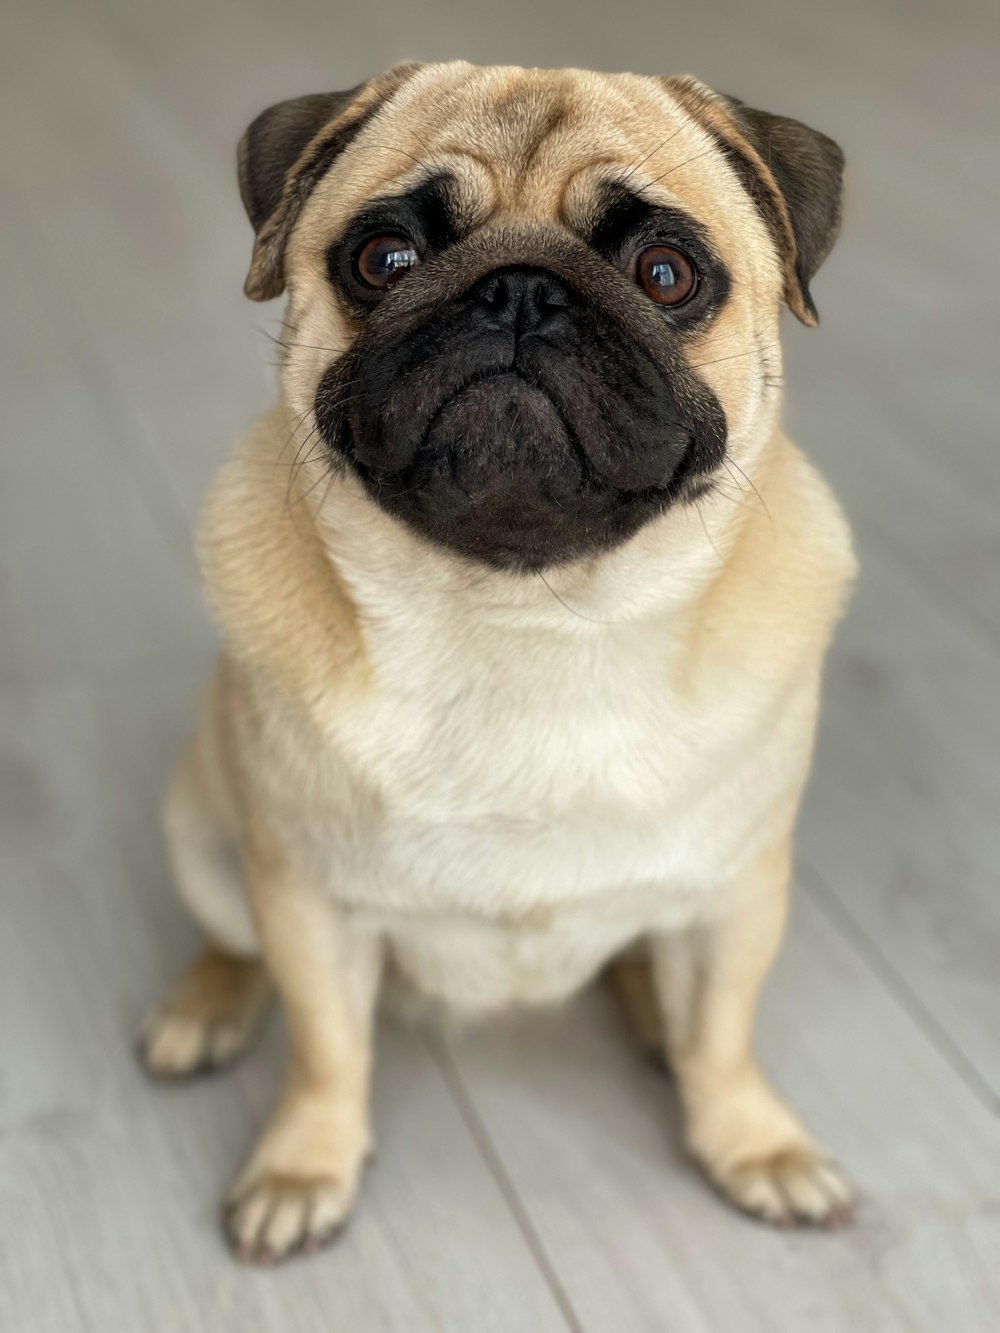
{"left": 534, "top": 278, "right": 571, "bottom": 311}
{"left": 479, "top": 275, "right": 504, "bottom": 309}
{"left": 468, "top": 267, "right": 572, "bottom": 331}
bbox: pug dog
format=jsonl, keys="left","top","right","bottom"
{"left": 140, "top": 61, "right": 856, "bottom": 1263}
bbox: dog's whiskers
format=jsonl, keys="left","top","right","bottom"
{"left": 263, "top": 333, "right": 352, "bottom": 357}
{"left": 274, "top": 406, "right": 315, "bottom": 469}
{"left": 692, "top": 495, "right": 724, "bottom": 560}
{"left": 287, "top": 450, "right": 336, "bottom": 511}
{"left": 720, "top": 457, "right": 774, "bottom": 533}
{"left": 639, "top": 145, "right": 726, "bottom": 191}
{"left": 690, "top": 349, "right": 758, "bottom": 369}
{"left": 535, "top": 570, "right": 619, "bottom": 626}
{"left": 616, "top": 125, "right": 685, "bottom": 188}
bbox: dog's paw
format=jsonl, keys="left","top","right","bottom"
{"left": 683, "top": 1067, "right": 853, "bottom": 1229}
{"left": 225, "top": 1171, "right": 352, "bottom": 1264}
{"left": 138, "top": 950, "right": 271, "bottom": 1079}
{"left": 224, "top": 1095, "right": 369, "bottom": 1265}
{"left": 711, "top": 1145, "right": 853, "bottom": 1228}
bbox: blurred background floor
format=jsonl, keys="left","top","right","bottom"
{"left": 2, "top": 0, "right": 999, "bottom": 1329}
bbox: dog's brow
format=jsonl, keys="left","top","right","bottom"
{"left": 555, "top": 159, "right": 646, "bottom": 227}
{"left": 354, "top": 173, "right": 463, "bottom": 244}
{"left": 582, "top": 181, "right": 661, "bottom": 246}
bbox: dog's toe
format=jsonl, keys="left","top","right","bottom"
{"left": 225, "top": 1174, "right": 347, "bottom": 1265}
{"left": 138, "top": 949, "right": 271, "bottom": 1080}
{"left": 719, "top": 1147, "right": 853, "bottom": 1229}
{"left": 140, "top": 1011, "right": 219, "bottom": 1078}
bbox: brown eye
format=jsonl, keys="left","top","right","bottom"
{"left": 635, "top": 245, "right": 698, "bottom": 307}
{"left": 354, "top": 235, "right": 421, "bottom": 289}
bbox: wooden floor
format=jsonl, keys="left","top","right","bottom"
{"left": 2, "top": 1, "right": 999, "bottom": 1328}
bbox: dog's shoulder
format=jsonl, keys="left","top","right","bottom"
{"left": 682, "top": 436, "right": 856, "bottom": 691}
{"left": 197, "top": 407, "right": 370, "bottom": 709}
{"left": 749, "top": 434, "right": 857, "bottom": 611}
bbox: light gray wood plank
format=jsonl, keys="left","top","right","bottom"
{"left": 799, "top": 540, "right": 1000, "bottom": 1102}
{"left": 0, "top": 188, "right": 206, "bottom": 683}
{"left": 443, "top": 892, "right": 1000, "bottom": 1333}
{"left": 0, "top": 673, "right": 572, "bottom": 1333}
{"left": 0, "top": 0, "right": 268, "bottom": 522}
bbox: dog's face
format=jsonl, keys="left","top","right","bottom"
{"left": 238, "top": 64, "right": 843, "bottom": 570}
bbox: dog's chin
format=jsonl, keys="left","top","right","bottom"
{"left": 344, "top": 373, "right": 677, "bottom": 572}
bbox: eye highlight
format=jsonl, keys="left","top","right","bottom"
{"left": 634, "top": 245, "right": 698, "bottom": 307}
{"left": 353, "top": 235, "right": 421, "bottom": 290}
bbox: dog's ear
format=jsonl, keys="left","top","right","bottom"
{"left": 237, "top": 64, "right": 422, "bottom": 301}
{"left": 663, "top": 77, "right": 845, "bottom": 325}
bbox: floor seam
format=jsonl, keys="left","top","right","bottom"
{"left": 799, "top": 860, "right": 1000, "bottom": 1118}
{"left": 427, "top": 1035, "right": 586, "bottom": 1333}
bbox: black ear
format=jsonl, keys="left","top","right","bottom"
{"left": 662, "top": 76, "right": 844, "bottom": 325}
{"left": 720, "top": 96, "right": 845, "bottom": 325}
{"left": 238, "top": 90, "right": 363, "bottom": 236}
{"left": 237, "top": 64, "right": 421, "bottom": 301}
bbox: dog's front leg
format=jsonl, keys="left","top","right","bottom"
{"left": 651, "top": 836, "right": 853, "bottom": 1228}
{"left": 225, "top": 840, "right": 382, "bottom": 1264}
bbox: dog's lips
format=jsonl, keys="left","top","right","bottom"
{"left": 426, "top": 372, "right": 570, "bottom": 489}
{"left": 347, "top": 370, "right": 572, "bottom": 492}
{"left": 335, "top": 362, "right": 697, "bottom": 571}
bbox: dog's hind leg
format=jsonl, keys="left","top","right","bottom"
{"left": 139, "top": 708, "right": 272, "bottom": 1080}
{"left": 139, "top": 946, "right": 271, "bottom": 1079}
{"left": 605, "top": 943, "right": 668, "bottom": 1071}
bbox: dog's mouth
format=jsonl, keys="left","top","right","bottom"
{"left": 408, "top": 371, "right": 575, "bottom": 501}
{"left": 333, "top": 369, "right": 685, "bottom": 571}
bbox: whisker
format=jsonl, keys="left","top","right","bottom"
{"left": 280, "top": 434, "right": 328, "bottom": 474}
{"left": 313, "top": 463, "right": 340, "bottom": 514}
{"left": 285, "top": 425, "right": 322, "bottom": 505}
{"left": 363, "top": 143, "right": 428, "bottom": 171}
{"left": 616, "top": 125, "right": 685, "bottom": 188}
{"left": 639, "top": 145, "right": 723, "bottom": 192}
{"left": 274, "top": 407, "right": 315, "bottom": 468}
{"left": 287, "top": 450, "right": 335, "bottom": 510}
{"left": 257, "top": 322, "right": 354, "bottom": 356}
{"left": 692, "top": 495, "right": 723, "bottom": 559}
{"left": 268, "top": 336, "right": 353, "bottom": 357}
{"left": 689, "top": 349, "right": 758, "bottom": 369}
{"left": 721, "top": 457, "right": 774, "bottom": 533}
{"left": 404, "top": 126, "right": 451, "bottom": 180}
{"left": 535, "top": 570, "right": 618, "bottom": 626}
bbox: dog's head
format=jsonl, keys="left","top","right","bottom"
{"left": 238, "top": 63, "right": 843, "bottom": 571}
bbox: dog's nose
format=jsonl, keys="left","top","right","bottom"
{"left": 468, "top": 266, "right": 573, "bottom": 336}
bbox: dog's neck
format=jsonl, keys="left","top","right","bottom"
{"left": 201, "top": 404, "right": 788, "bottom": 724}
{"left": 304, "top": 426, "right": 780, "bottom": 641}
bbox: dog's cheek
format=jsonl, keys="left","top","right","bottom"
{"left": 345, "top": 303, "right": 523, "bottom": 473}
{"left": 279, "top": 291, "right": 359, "bottom": 420}
{"left": 688, "top": 305, "right": 779, "bottom": 468}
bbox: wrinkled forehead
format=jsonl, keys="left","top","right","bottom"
{"left": 389, "top": 65, "right": 664, "bottom": 192}
{"left": 297, "top": 62, "right": 758, "bottom": 246}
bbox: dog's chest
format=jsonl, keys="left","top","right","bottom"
{"left": 286, "top": 584, "right": 791, "bottom": 1016}
{"left": 311, "top": 621, "right": 727, "bottom": 1012}
{"left": 317, "top": 609, "right": 764, "bottom": 924}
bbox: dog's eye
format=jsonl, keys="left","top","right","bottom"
{"left": 353, "top": 235, "right": 421, "bottom": 290}
{"left": 634, "top": 245, "right": 698, "bottom": 307}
